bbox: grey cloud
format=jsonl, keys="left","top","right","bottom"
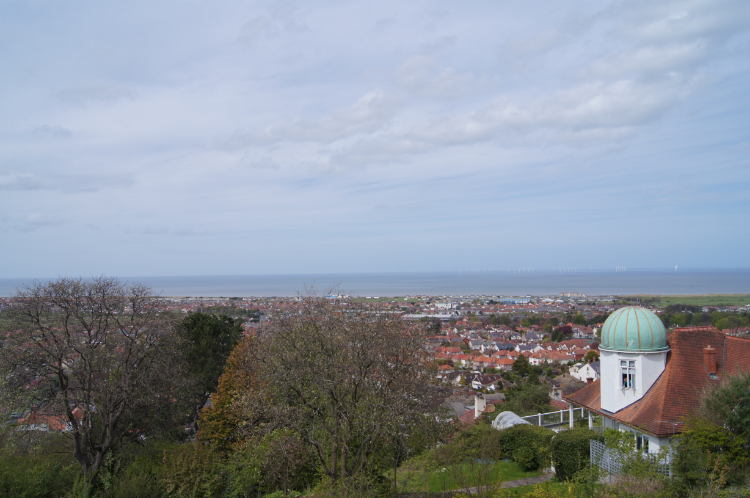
{"left": 420, "top": 35, "right": 457, "bottom": 54}
{"left": 396, "top": 55, "right": 475, "bottom": 98}
{"left": 0, "top": 171, "right": 135, "bottom": 193}
{"left": 31, "top": 125, "right": 72, "bottom": 139}
{"left": 372, "top": 203, "right": 422, "bottom": 211}
{"left": 373, "top": 16, "right": 396, "bottom": 33}
{"left": 268, "top": 2, "right": 309, "bottom": 34}
{"left": 58, "top": 84, "right": 136, "bottom": 105}
{"left": 135, "top": 227, "right": 199, "bottom": 237}
{"left": 11, "top": 214, "right": 63, "bottom": 232}
{"left": 238, "top": 16, "right": 278, "bottom": 46}
{"left": 587, "top": 42, "right": 710, "bottom": 80}
{"left": 326, "top": 137, "right": 430, "bottom": 169}
{"left": 619, "top": 0, "right": 750, "bottom": 45}
{"left": 242, "top": 155, "right": 280, "bottom": 170}
{"left": 497, "top": 28, "right": 569, "bottom": 71}
{"left": 217, "top": 90, "right": 399, "bottom": 149}
{"left": 238, "top": 4, "right": 309, "bottom": 45}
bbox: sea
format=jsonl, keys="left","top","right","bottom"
{"left": 1, "top": 269, "right": 749, "bottom": 298}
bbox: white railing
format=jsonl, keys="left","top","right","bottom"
{"left": 521, "top": 407, "right": 586, "bottom": 427}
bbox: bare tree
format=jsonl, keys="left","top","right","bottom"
{"left": 259, "top": 294, "right": 438, "bottom": 484}
{"left": 0, "top": 277, "right": 187, "bottom": 494}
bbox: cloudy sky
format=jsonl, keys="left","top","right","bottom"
{"left": 1, "top": 0, "right": 749, "bottom": 278}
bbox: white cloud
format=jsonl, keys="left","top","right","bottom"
{"left": 217, "top": 90, "right": 399, "bottom": 149}
{"left": 410, "top": 77, "right": 695, "bottom": 146}
{"left": 1, "top": 0, "right": 749, "bottom": 276}
{"left": 10, "top": 213, "right": 64, "bottom": 232}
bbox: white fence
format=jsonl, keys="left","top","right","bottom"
{"left": 521, "top": 407, "right": 586, "bottom": 427}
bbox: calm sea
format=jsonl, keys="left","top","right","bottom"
{"left": 1, "top": 269, "right": 749, "bottom": 297}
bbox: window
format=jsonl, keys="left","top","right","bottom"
{"left": 620, "top": 360, "right": 635, "bottom": 389}
{"left": 635, "top": 434, "right": 650, "bottom": 452}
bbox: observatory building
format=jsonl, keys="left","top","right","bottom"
{"left": 565, "top": 306, "right": 750, "bottom": 455}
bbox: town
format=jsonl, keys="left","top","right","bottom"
{"left": 2, "top": 284, "right": 750, "bottom": 498}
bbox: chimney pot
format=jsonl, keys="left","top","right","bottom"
{"left": 704, "top": 345, "right": 717, "bottom": 375}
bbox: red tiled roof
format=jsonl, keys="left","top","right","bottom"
{"left": 565, "top": 326, "right": 750, "bottom": 437}
{"left": 550, "top": 399, "right": 569, "bottom": 410}
{"left": 457, "top": 409, "right": 476, "bottom": 425}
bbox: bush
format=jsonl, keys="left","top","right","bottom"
{"left": 0, "top": 451, "right": 79, "bottom": 498}
{"left": 224, "top": 429, "right": 317, "bottom": 497}
{"left": 446, "top": 423, "right": 553, "bottom": 469}
{"left": 550, "top": 428, "right": 603, "bottom": 481}
{"left": 514, "top": 446, "right": 539, "bottom": 472}
{"left": 107, "top": 470, "right": 164, "bottom": 498}
{"left": 161, "top": 442, "right": 225, "bottom": 498}
{"left": 495, "top": 424, "right": 554, "bottom": 467}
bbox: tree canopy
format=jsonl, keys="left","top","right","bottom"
{"left": 259, "top": 296, "right": 438, "bottom": 482}
{"left": 0, "top": 277, "right": 189, "bottom": 493}
{"left": 178, "top": 312, "right": 243, "bottom": 427}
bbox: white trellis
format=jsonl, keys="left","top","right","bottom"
{"left": 590, "top": 439, "right": 671, "bottom": 480}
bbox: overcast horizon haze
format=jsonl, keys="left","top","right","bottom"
{"left": 2, "top": 0, "right": 749, "bottom": 278}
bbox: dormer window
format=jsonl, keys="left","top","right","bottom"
{"left": 620, "top": 360, "right": 635, "bottom": 389}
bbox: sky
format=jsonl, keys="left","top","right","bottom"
{"left": 1, "top": 0, "right": 749, "bottom": 278}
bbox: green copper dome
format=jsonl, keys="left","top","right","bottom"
{"left": 600, "top": 306, "right": 668, "bottom": 352}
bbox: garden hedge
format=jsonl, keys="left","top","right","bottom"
{"left": 550, "top": 428, "right": 604, "bottom": 481}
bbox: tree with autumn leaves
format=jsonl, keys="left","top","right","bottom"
{"left": 197, "top": 334, "right": 270, "bottom": 452}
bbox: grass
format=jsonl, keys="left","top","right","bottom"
{"left": 503, "top": 481, "right": 568, "bottom": 496}
{"left": 619, "top": 295, "right": 750, "bottom": 307}
{"left": 388, "top": 459, "right": 544, "bottom": 493}
{"left": 503, "top": 481, "right": 605, "bottom": 497}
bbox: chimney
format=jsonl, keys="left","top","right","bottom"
{"left": 475, "top": 393, "right": 486, "bottom": 419}
{"left": 704, "top": 345, "right": 717, "bottom": 375}
{"left": 586, "top": 377, "right": 593, "bottom": 384}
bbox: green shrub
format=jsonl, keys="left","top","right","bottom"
{"left": 550, "top": 428, "right": 603, "bottom": 481}
{"left": 224, "top": 429, "right": 317, "bottom": 497}
{"left": 0, "top": 451, "right": 79, "bottom": 498}
{"left": 107, "top": 470, "right": 164, "bottom": 498}
{"left": 448, "top": 424, "right": 497, "bottom": 460}
{"left": 514, "top": 446, "right": 539, "bottom": 472}
{"left": 496, "top": 424, "right": 554, "bottom": 467}
{"left": 161, "top": 443, "right": 225, "bottom": 498}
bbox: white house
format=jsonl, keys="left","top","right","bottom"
{"left": 565, "top": 307, "right": 750, "bottom": 457}
{"left": 572, "top": 361, "right": 600, "bottom": 383}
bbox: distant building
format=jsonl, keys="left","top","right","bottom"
{"left": 498, "top": 298, "right": 531, "bottom": 305}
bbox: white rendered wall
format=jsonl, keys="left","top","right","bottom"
{"left": 600, "top": 350, "right": 668, "bottom": 413}
{"left": 573, "top": 363, "right": 600, "bottom": 382}
{"left": 612, "top": 422, "right": 670, "bottom": 456}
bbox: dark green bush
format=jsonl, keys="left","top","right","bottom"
{"left": 550, "top": 428, "right": 603, "bottom": 481}
{"left": 0, "top": 452, "right": 79, "bottom": 498}
{"left": 495, "top": 424, "right": 554, "bottom": 462}
{"left": 514, "top": 446, "right": 539, "bottom": 472}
